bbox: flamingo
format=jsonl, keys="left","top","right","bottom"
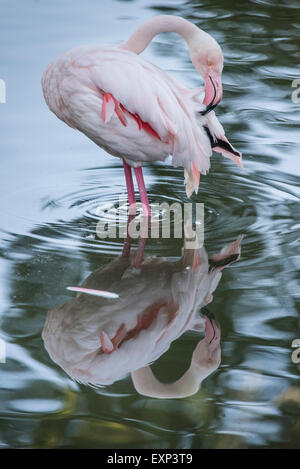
{"left": 42, "top": 217, "right": 242, "bottom": 396}
{"left": 42, "top": 15, "right": 242, "bottom": 215}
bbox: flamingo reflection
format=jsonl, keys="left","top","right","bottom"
{"left": 42, "top": 217, "right": 242, "bottom": 398}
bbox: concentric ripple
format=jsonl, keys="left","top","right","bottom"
{"left": 1, "top": 0, "right": 300, "bottom": 449}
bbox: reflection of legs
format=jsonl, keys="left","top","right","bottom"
{"left": 123, "top": 163, "right": 150, "bottom": 267}
{"left": 134, "top": 166, "right": 151, "bottom": 217}
{"left": 122, "top": 214, "right": 148, "bottom": 267}
{"left": 133, "top": 217, "right": 148, "bottom": 268}
{"left": 122, "top": 214, "right": 135, "bottom": 258}
{"left": 123, "top": 159, "right": 136, "bottom": 209}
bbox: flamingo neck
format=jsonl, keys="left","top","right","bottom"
{"left": 132, "top": 362, "right": 211, "bottom": 399}
{"left": 118, "top": 15, "right": 207, "bottom": 55}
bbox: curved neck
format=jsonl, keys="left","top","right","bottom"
{"left": 132, "top": 362, "right": 213, "bottom": 399}
{"left": 119, "top": 15, "right": 206, "bottom": 54}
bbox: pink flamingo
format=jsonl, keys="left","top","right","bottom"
{"left": 42, "top": 15, "right": 242, "bottom": 215}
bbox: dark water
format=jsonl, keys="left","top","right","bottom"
{"left": 0, "top": 0, "right": 300, "bottom": 449}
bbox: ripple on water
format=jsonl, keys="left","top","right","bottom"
{"left": 1, "top": 0, "right": 300, "bottom": 448}
{"left": 0, "top": 159, "right": 298, "bottom": 264}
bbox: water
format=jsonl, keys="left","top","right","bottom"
{"left": 0, "top": 0, "right": 300, "bottom": 449}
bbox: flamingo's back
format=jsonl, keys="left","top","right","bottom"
{"left": 42, "top": 46, "right": 213, "bottom": 189}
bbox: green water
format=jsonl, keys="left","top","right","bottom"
{"left": 0, "top": 0, "right": 299, "bottom": 449}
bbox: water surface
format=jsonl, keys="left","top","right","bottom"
{"left": 0, "top": 0, "right": 299, "bottom": 449}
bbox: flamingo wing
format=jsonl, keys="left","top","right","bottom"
{"left": 92, "top": 48, "right": 211, "bottom": 166}
{"left": 42, "top": 46, "right": 213, "bottom": 195}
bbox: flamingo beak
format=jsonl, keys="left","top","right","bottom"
{"left": 201, "top": 71, "right": 223, "bottom": 115}
{"left": 201, "top": 307, "right": 221, "bottom": 349}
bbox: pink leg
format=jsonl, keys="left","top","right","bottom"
{"left": 134, "top": 166, "right": 151, "bottom": 217}
{"left": 123, "top": 159, "right": 136, "bottom": 209}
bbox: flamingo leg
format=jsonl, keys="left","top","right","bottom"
{"left": 134, "top": 166, "right": 151, "bottom": 217}
{"left": 123, "top": 159, "right": 136, "bottom": 209}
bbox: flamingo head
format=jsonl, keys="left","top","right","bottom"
{"left": 191, "top": 39, "right": 224, "bottom": 115}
